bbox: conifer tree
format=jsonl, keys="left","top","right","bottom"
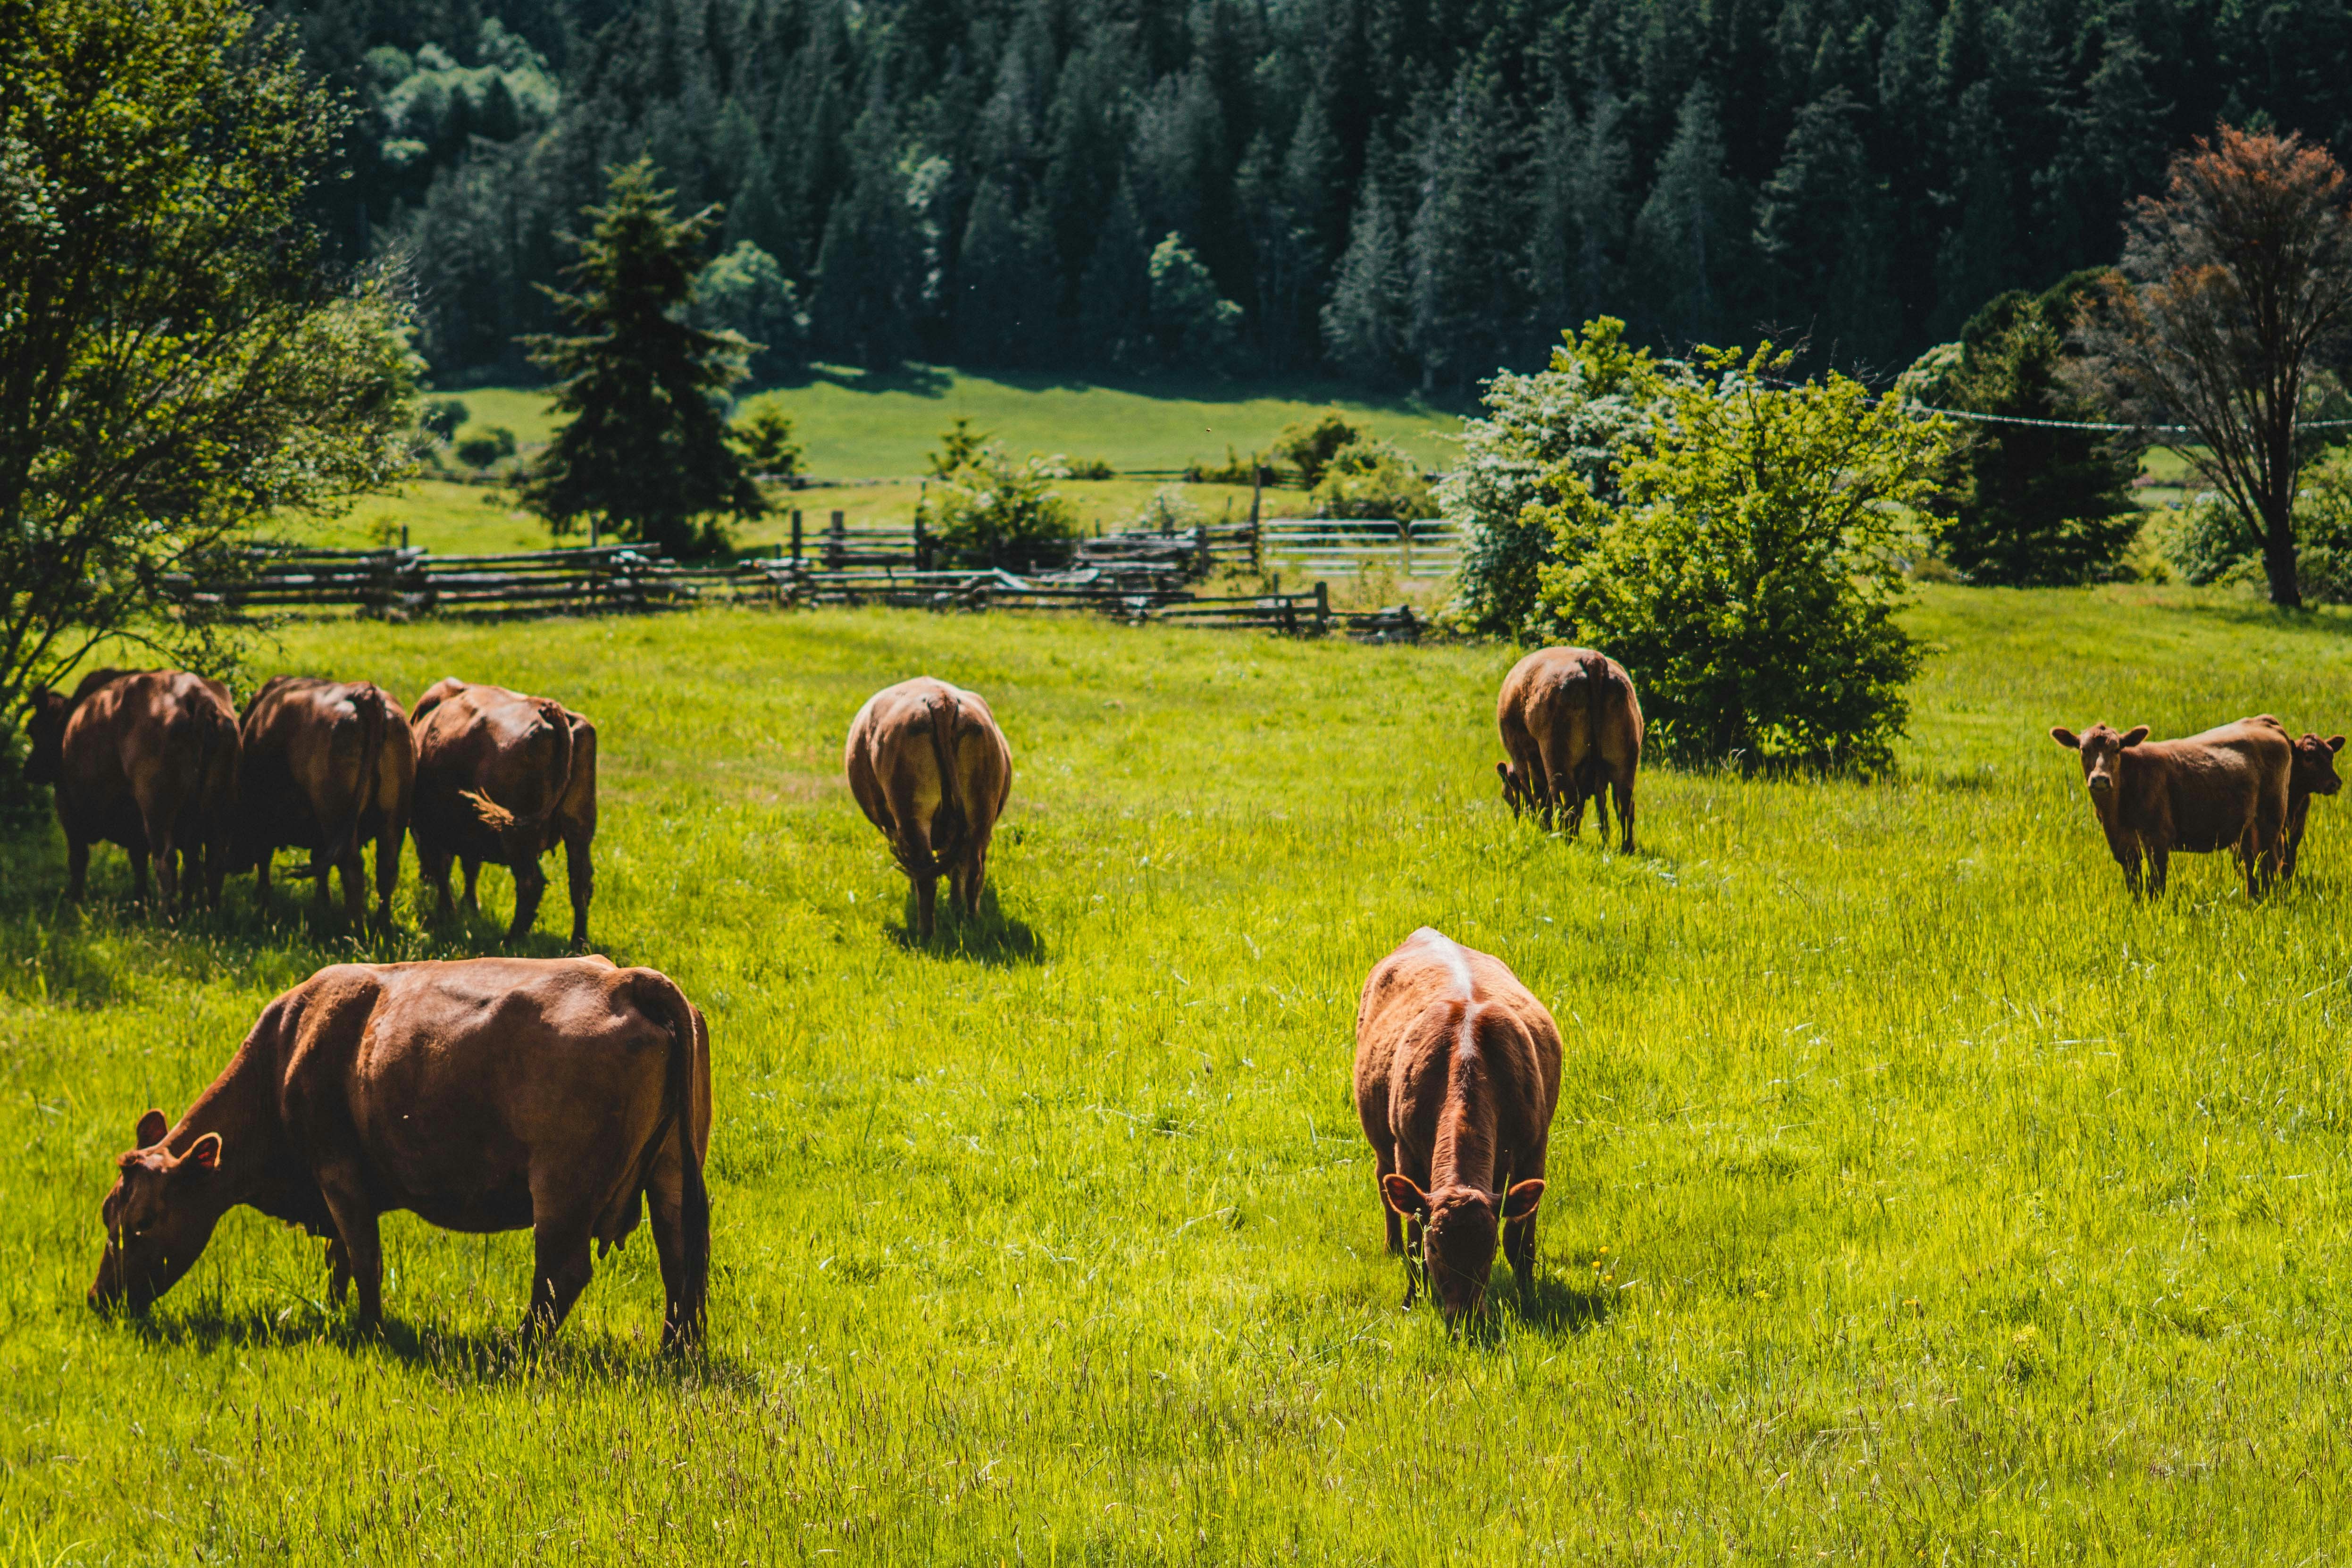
{"left": 1631, "top": 84, "right": 1745, "bottom": 348}
{"left": 1322, "top": 178, "right": 1411, "bottom": 387}
{"left": 519, "top": 160, "right": 764, "bottom": 556}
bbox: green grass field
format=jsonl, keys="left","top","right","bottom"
{"left": 6, "top": 587, "right": 2352, "bottom": 1560}
{"left": 435, "top": 367, "right": 1462, "bottom": 479}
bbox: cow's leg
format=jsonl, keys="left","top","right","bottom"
{"left": 253, "top": 847, "right": 273, "bottom": 904}
{"left": 151, "top": 830, "right": 181, "bottom": 918}
{"left": 64, "top": 835, "right": 88, "bottom": 903}
{"left": 1373, "top": 1142, "right": 1404, "bottom": 1257}
{"left": 1589, "top": 774, "right": 1612, "bottom": 846}
{"left": 311, "top": 850, "right": 332, "bottom": 907}
{"left": 373, "top": 821, "right": 405, "bottom": 924}
{"left": 127, "top": 846, "right": 151, "bottom": 908}
{"left": 460, "top": 856, "right": 482, "bottom": 911}
{"left": 561, "top": 829, "right": 593, "bottom": 952}
{"left": 523, "top": 1186, "right": 597, "bottom": 1342}
{"left": 504, "top": 846, "right": 548, "bottom": 947}
{"left": 316, "top": 1177, "right": 383, "bottom": 1328}
{"left": 325, "top": 1235, "right": 351, "bottom": 1305}
{"left": 1504, "top": 1166, "right": 1544, "bottom": 1282}
{"left": 2146, "top": 842, "right": 2170, "bottom": 897}
{"left": 910, "top": 870, "right": 939, "bottom": 939}
{"left": 338, "top": 841, "right": 367, "bottom": 921}
{"left": 1613, "top": 769, "right": 1637, "bottom": 854}
{"left": 417, "top": 841, "right": 455, "bottom": 916}
{"left": 646, "top": 1152, "right": 705, "bottom": 1351}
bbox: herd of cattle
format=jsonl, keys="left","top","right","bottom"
{"left": 32, "top": 641, "right": 2351, "bottom": 1342}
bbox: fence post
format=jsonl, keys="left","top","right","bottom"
{"left": 1400, "top": 517, "right": 1413, "bottom": 580}
{"left": 913, "top": 507, "right": 928, "bottom": 571}
{"left": 828, "top": 510, "right": 845, "bottom": 571}
{"left": 790, "top": 508, "right": 803, "bottom": 564}
{"left": 1314, "top": 579, "right": 1329, "bottom": 635}
{"left": 1194, "top": 524, "right": 1209, "bottom": 579}
{"left": 1249, "top": 465, "right": 1264, "bottom": 574}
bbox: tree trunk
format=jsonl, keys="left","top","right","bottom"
{"left": 2261, "top": 497, "right": 2304, "bottom": 608}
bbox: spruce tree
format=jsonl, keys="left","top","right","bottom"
{"left": 809, "top": 95, "right": 915, "bottom": 368}
{"left": 1321, "top": 177, "right": 1411, "bottom": 387}
{"left": 1754, "top": 87, "right": 1902, "bottom": 368}
{"left": 1078, "top": 178, "right": 1155, "bottom": 370}
{"left": 955, "top": 179, "right": 1061, "bottom": 367}
{"left": 519, "top": 160, "right": 764, "bottom": 557}
{"left": 1631, "top": 83, "right": 1745, "bottom": 349}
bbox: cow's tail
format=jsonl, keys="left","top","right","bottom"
{"left": 457, "top": 699, "right": 573, "bottom": 841}
{"left": 1574, "top": 652, "right": 1614, "bottom": 797}
{"left": 925, "top": 687, "right": 965, "bottom": 872}
{"left": 628, "top": 970, "right": 709, "bottom": 1347}
{"left": 347, "top": 683, "right": 391, "bottom": 823}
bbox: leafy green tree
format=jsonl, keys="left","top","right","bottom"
{"left": 0, "top": 0, "right": 417, "bottom": 722}
{"left": 1630, "top": 84, "right": 1747, "bottom": 350}
{"left": 928, "top": 418, "right": 989, "bottom": 478}
{"left": 519, "top": 160, "right": 764, "bottom": 557}
{"left": 1533, "top": 345, "right": 1953, "bottom": 770}
{"left": 1147, "top": 233, "right": 1242, "bottom": 369}
{"left": 455, "top": 426, "right": 517, "bottom": 468}
{"left": 1445, "top": 319, "right": 1682, "bottom": 639}
{"left": 422, "top": 398, "right": 471, "bottom": 442}
{"left": 692, "top": 241, "right": 809, "bottom": 383}
{"left": 916, "top": 445, "right": 1080, "bottom": 567}
{"left": 1903, "top": 273, "right": 2141, "bottom": 584}
{"left": 1310, "top": 439, "right": 1431, "bottom": 521}
{"left": 1274, "top": 410, "right": 1363, "bottom": 486}
{"left": 730, "top": 405, "right": 803, "bottom": 479}
{"left": 1754, "top": 89, "right": 1901, "bottom": 368}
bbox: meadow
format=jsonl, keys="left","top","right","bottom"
{"left": 4, "top": 586, "right": 2352, "bottom": 1561}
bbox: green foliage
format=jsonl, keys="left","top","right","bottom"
{"left": 1146, "top": 233, "right": 1243, "bottom": 369}
{"left": 915, "top": 445, "right": 1081, "bottom": 566}
{"left": 0, "top": 0, "right": 418, "bottom": 719}
{"left": 691, "top": 240, "right": 808, "bottom": 384}
{"left": 452, "top": 425, "right": 517, "bottom": 469}
{"left": 927, "top": 417, "right": 989, "bottom": 478}
{"left": 1274, "top": 410, "right": 1362, "bottom": 485}
{"left": 421, "top": 398, "right": 470, "bottom": 442}
{"left": 2156, "top": 448, "right": 2352, "bottom": 602}
{"left": 728, "top": 405, "right": 803, "bottom": 478}
{"left": 1534, "top": 344, "right": 1953, "bottom": 769}
{"left": 1445, "top": 319, "right": 1682, "bottom": 639}
{"left": 1310, "top": 438, "right": 1432, "bottom": 520}
{"left": 1129, "top": 484, "right": 1203, "bottom": 532}
{"left": 518, "top": 160, "right": 764, "bottom": 557}
{"left": 1185, "top": 445, "right": 1265, "bottom": 486}
{"left": 1906, "top": 273, "right": 2142, "bottom": 585}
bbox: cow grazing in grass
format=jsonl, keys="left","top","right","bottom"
{"left": 845, "top": 677, "right": 1013, "bottom": 939}
{"left": 23, "top": 669, "right": 239, "bottom": 915}
{"left": 1495, "top": 646, "right": 1643, "bottom": 852}
{"left": 235, "top": 678, "right": 414, "bottom": 922}
{"left": 2285, "top": 728, "right": 2345, "bottom": 878}
{"left": 1353, "top": 927, "right": 1561, "bottom": 1319}
{"left": 89, "top": 956, "right": 711, "bottom": 1349}
{"left": 2050, "top": 717, "right": 2291, "bottom": 896}
{"left": 410, "top": 679, "right": 597, "bottom": 949}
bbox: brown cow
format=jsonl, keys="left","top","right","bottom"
{"left": 89, "top": 956, "right": 711, "bottom": 1349}
{"left": 844, "top": 677, "right": 1013, "bottom": 939}
{"left": 2050, "top": 716, "right": 2292, "bottom": 896}
{"left": 2285, "top": 728, "right": 2345, "bottom": 879}
{"left": 410, "top": 678, "right": 597, "bottom": 949}
{"left": 1354, "top": 927, "right": 1561, "bottom": 1319}
{"left": 234, "top": 678, "right": 414, "bottom": 922}
{"left": 1495, "top": 646, "right": 1643, "bottom": 852}
{"left": 23, "top": 669, "right": 239, "bottom": 914}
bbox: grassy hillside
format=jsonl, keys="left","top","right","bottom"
{"left": 435, "top": 367, "right": 1463, "bottom": 479}
{"left": 5, "top": 587, "right": 2352, "bottom": 1559}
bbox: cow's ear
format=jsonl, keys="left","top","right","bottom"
{"left": 134, "top": 1109, "right": 167, "bottom": 1148}
{"left": 2329, "top": 736, "right": 2345, "bottom": 754}
{"left": 183, "top": 1132, "right": 221, "bottom": 1171}
{"left": 2050, "top": 728, "right": 2080, "bottom": 749}
{"left": 2120, "top": 725, "right": 2150, "bottom": 748}
{"left": 1381, "top": 1174, "right": 1430, "bottom": 1219}
{"left": 1500, "top": 1179, "right": 1546, "bottom": 1222}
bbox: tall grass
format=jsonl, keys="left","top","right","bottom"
{"left": 3, "top": 585, "right": 2352, "bottom": 1560}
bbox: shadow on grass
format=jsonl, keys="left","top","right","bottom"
{"left": 891, "top": 882, "right": 1046, "bottom": 965}
{"left": 1505, "top": 1271, "right": 1616, "bottom": 1334}
{"left": 112, "top": 1301, "right": 758, "bottom": 1390}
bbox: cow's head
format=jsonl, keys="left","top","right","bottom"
{"left": 2050, "top": 722, "right": 2148, "bottom": 800}
{"left": 89, "top": 1109, "right": 229, "bottom": 1313}
{"left": 21, "top": 686, "right": 70, "bottom": 785}
{"left": 1496, "top": 762, "right": 1532, "bottom": 816}
{"left": 1381, "top": 1174, "right": 1545, "bottom": 1319}
{"left": 2293, "top": 733, "right": 2347, "bottom": 798}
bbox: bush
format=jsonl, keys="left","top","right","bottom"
{"left": 730, "top": 404, "right": 803, "bottom": 478}
{"left": 1185, "top": 445, "right": 1264, "bottom": 485}
{"left": 1043, "top": 455, "right": 1116, "bottom": 480}
{"left": 454, "top": 425, "right": 517, "bottom": 469}
{"left": 917, "top": 445, "right": 1082, "bottom": 567}
{"left": 1147, "top": 233, "right": 1242, "bottom": 369}
{"left": 1310, "top": 438, "right": 1432, "bottom": 520}
{"left": 421, "top": 397, "right": 469, "bottom": 442}
{"left": 1275, "top": 410, "right": 1360, "bottom": 485}
{"left": 691, "top": 241, "right": 809, "bottom": 383}
{"left": 2157, "top": 447, "right": 2352, "bottom": 601}
{"left": 1444, "top": 318, "right": 1686, "bottom": 639}
{"left": 1129, "top": 485, "right": 1203, "bottom": 532}
{"left": 1532, "top": 344, "right": 1953, "bottom": 771}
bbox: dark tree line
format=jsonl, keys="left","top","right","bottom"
{"left": 276, "top": 0, "right": 2352, "bottom": 389}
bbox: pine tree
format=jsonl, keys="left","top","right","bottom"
{"left": 519, "top": 160, "right": 764, "bottom": 556}
{"left": 1321, "top": 176, "right": 1411, "bottom": 386}
{"left": 1754, "top": 87, "right": 1901, "bottom": 369}
{"left": 808, "top": 93, "right": 915, "bottom": 368}
{"left": 1531, "top": 88, "right": 1631, "bottom": 335}
{"left": 1407, "top": 72, "right": 1524, "bottom": 391}
{"left": 1631, "top": 83, "right": 1745, "bottom": 349}
{"left": 955, "top": 178, "right": 1061, "bottom": 367}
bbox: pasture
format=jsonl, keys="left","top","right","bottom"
{"left": 2, "top": 587, "right": 2352, "bottom": 1560}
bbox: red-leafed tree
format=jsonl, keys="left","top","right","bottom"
{"left": 2080, "top": 127, "right": 2352, "bottom": 608}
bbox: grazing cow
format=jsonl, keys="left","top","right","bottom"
{"left": 2050, "top": 717, "right": 2291, "bottom": 896}
{"left": 22, "top": 669, "right": 239, "bottom": 914}
{"left": 89, "top": 956, "right": 711, "bottom": 1348}
{"left": 409, "top": 679, "right": 597, "bottom": 949}
{"left": 234, "top": 678, "right": 414, "bottom": 922}
{"left": 1495, "top": 646, "right": 1643, "bottom": 852}
{"left": 844, "top": 677, "right": 1013, "bottom": 939}
{"left": 2285, "top": 729, "right": 2345, "bottom": 879}
{"left": 1353, "top": 927, "right": 1562, "bottom": 1319}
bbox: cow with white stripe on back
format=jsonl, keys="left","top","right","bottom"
{"left": 1352, "top": 927, "right": 1563, "bottom": 1319}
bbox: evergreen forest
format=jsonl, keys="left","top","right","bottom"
{"left": 284, "top": 0, "right": 2352, "bottom": 389}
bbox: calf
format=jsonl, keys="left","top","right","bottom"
{"left": 89, "top": 956, "right": 711, "bottom": 1348}
{"left": 2285, "top": 728, "right": 2345, "bottom": 879}
{"left": 234, "top": 678, "right": 414, "bottom": 922}
{"left": 1354, "top": 927, "right": 1561, "bottom": 1319}
{"left": 2050, "top": 717, "right": 2291, "bottom": 896}
{"left": 845, "top": 677, "right": 1013, "bottom": 938}
{"left": 410, "top": 678, "right": 597, "bottom": 948}
{"left": 23, "top": 669, "right": 239, "bottom": 914}
{"left": 1496, "top": 646, "right": 1643, "bottom": 851}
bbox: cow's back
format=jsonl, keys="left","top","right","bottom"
{"left": 61, "top": 671, "right": 237, "bottom": 843}
{"left": 1355, "top": 928, "right": 1561, "bottom": 1156}
{"left": 2130, "top": 722, "right": 2290, "bottom": 852}
{"left": 1498, "top": 647, "right": 1641, "bottom": 775}
{"left": 410, "top": 680, "right": 578, "bottom": 854}
{"left": 846, "top": 677, "right": 1010, "bottom": 848}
